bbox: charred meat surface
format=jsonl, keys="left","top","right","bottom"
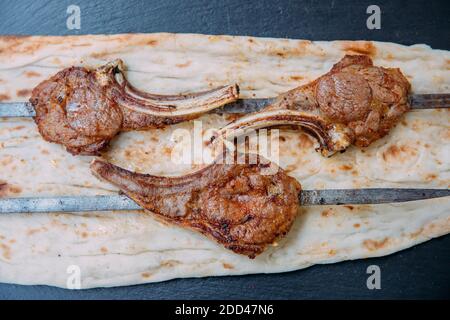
{"left": 215, "top": 55, "right": 411, "bottom": 156}
{"left": 90, "top": 157, "right": 301, "bottom": 258}
{"left": 31, "top": 60, "right": 239, "bottom": 155}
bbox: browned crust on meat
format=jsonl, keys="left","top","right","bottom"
{"left": 271, "top": 54, "right": 411, "bottom": 149}
{"left": 29, "top": 60, "right": 239, "bottom": 155}
{"left": 90, "top": 157, "right": 301, "bottom": 258}
{"left": 30, "top": 66, "right": 123, "bottom": 155}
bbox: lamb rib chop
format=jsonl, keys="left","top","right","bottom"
{"left": 31, "top": 59, "right": 239, "bottom": 155}
{"left": 90, "top": 156, "right": 301, "bottom": 258}
{"left": 212, "top": 55, "right": 411, "bottom": 156}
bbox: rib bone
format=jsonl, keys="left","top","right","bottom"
{"left": 211, "top": 109, "right": 353, "bottom": 157}
{"left": 98, "top": 59, "right": 239, "bottom": 117}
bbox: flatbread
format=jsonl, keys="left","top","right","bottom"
{"left": 0, "top": 34, "right": 449, "bottom": 288}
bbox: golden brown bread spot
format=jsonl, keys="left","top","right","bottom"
{"left": 24, "top": 71, "right": 42, "bottom": 78}
{"left": 16, "top": 89, "right": 31, "bottom": 97}
{"left": 163, "top": 146, "right": 172, "bottom": 156}
{"left": 341, "top": 41, "right": 377, "bottom": 57}
{"left": 51, "top": 57, "right": 62, "bottom": 64}
{"left": 298, "top": 40, "right": 312, "bottom": 48}
{"left": 100, "top": 247, "right": 108, "bottom": 253}
{"left": 269, "top": 41, "right": 311, "bottom": 58}
{"left": 321, "top": 208, "right": 334, "bottom": 217}
{"left": 72, "top": 43, "right": 92, "bottom": 47}
{"left": 90, "top": 51, "right": 112, "bottom": 59}
{"left": 124, "top": 149, "right": 132, "bottom": 158}
{"left": 12, "top": 42, "right": 42, "bottom": 55}
{"left": 0, "top": 181, "right": 21, "bottom": 196}
{"left": 363, "top": 238, "right": 389, "bottom": 251}
{"left": 328, "top": 249, "right": 337, "bottom": 256}
{"left": 81, "top": 232, "right": 89, "bottom": 238}
{"left": 339, "top": 164, "right": 353, "bottom": 171}
{"left": 284, "top": 164, "right": 296, "bottom": 173}
{"left": 0, "top": 35, "right": 30, "bottom": 42}
{"left": 141, "top": 272, "right": 152, "bottom": 278}
{"left": 409, "top": 228, "right": 424, "bottom": 239}
{"left": 161, "top": 260, "right": 179, "bottom": 268}
{"left": 290, "top": 75, "right": 304, "bottom": 81}
{"left": 344, "top": 205, "right": 354, "bottom": 210}
{"left": 0, "top": 35, "right": 33, "bottom": 55}
{"left": 27, "top": 228, "right": 44, "bottom": 236}
{"left": 382, "top": 145, "right": 417, "bottom": 163}
{"left": 222, "top": 263, "right": 234, "bottom": 269}
{"left": 176, "top": 61, "right": 191, "bottom": 68}
{"left": 0, "top": 243, "right": 11, "bottom": 260}
{"left": 0, "top": 181, "right": 7, "bottom": 197}
{"left": 51, "top": 219, "right": 68, "bottom": 228}
{"left": 425, "top": 173, "right": 437, "bottom": 181}
{"left": 353, "top": 223, "right": 360, "bottom": 228}
{"left": 0, "top": 93, "right": 11, "bottom": 101}
{"left": 441, "top": 128, "right": 450, "bottom": 140}
{"left": 146, "top": 39, "right": 158, "bottom": 46}
{"left": 445, "top": 60, "right": 450, "bottom": 69}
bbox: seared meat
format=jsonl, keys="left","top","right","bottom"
{"left": 214, "top": 55, "right": 411, "bottom": 156}
{"left": 31, "top": 67, "right": 123, "bottom": 155}
{"left": 90, "top": 156, "right": 301, "bottom": 258}
{"left": 31, "top": 60, "right": 239, "bottom": 155}
{"left": 277, "top": 55, "right": 411, "bottom": 147}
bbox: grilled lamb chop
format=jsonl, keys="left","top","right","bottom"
{"left": 31, "top": 59, "right": 239, "bottom": 155}
{"left": 90, "top": 156, "right": 301, "bottom": 258}
{"left": 213, "top": 55, "right": 411, "bottom": 156}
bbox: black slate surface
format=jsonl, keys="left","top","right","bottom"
{"left": 0, "top": 0, "right": 449, "bottom": 299}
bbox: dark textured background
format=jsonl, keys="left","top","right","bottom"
{"left": 0, "top": 0, "right": 449, "bottom": 299}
